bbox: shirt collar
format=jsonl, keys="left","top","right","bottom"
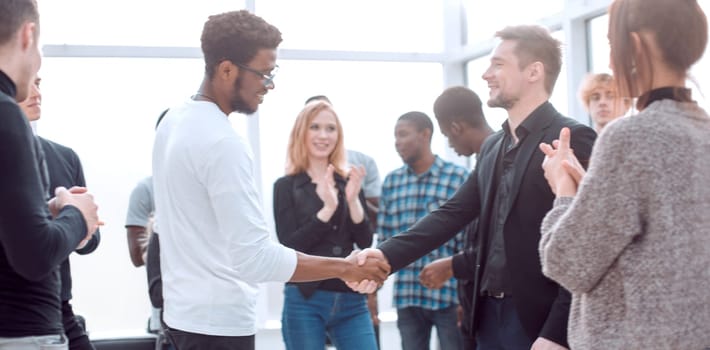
{"left": 0, "top": 70, "right": 17, "bottom": 98}
{"left": 293, "top": 171, "right": 347, "bottom": 187}
{"left": 500, "top": 101, "right": 556, "bottom": 140}
{"left": 406, "top": 155, "right": 445, "bottom": 177}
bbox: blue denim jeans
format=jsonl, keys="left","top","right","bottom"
{"left": 281, "top": 285, "right": 377, "bottom": 350}
{"left": 0, "top": 334, "right": 67, "bottom": 350}
{"left": 475, "top": 297, "right": 533, "bottom": 350}
{"left": 396, "top": 305, "right": 463, "bottom": 350}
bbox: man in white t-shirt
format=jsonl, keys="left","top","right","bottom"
{"left": 152, "top": 10, "right": 390, "bottom": 350}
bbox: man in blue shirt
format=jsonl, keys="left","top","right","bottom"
{"left": 378, "top": 111, "right": 468, "bottom": 350}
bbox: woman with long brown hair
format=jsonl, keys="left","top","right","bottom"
{"left": 538, "top": 0, "right": 710, "bottom": 348}
{"left": 273, "top": 100, "right": 377, "bottom": 349}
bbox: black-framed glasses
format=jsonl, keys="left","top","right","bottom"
{"left": 234, "top": 62, "right": 279, "bottom": 88}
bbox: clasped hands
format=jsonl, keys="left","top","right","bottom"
{"left": 48, "top": 186, "right": 102, "bottom": 249}
{"left": 342, "top": 248, "right": 391, "bottom": 293}
{"left": 539, "top": 127, "right": 586, "bottom": 197}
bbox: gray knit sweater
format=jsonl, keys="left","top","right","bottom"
{"left": 539, "top": 99, "right": 710, "bottom": 349}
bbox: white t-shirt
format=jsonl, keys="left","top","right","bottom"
{"left": 152, "top": 100, "right": 297, "bottom": 336}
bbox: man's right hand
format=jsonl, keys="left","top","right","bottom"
{"left": 345, "top": 248, "right": 390, "bottom": 294}
{"left": 341, "top": 249, "right": 390, "bottom": 288}
{"left": 52, "top": 186, "right": 100, "bottom": 243}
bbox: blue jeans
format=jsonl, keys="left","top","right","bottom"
{"left": 0, "top": 334, "right": 67, "bottom": 350}
{"left": 397, "top": 305, "right": 463, "bottom": 350}
{"left": 475, "top": 297, "right": 533, "bottom": 350}
{"left": 281, "top": 285, "right": 377, "bottom": 350}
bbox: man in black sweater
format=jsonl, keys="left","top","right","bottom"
{"left": 20, "top": 76, "right": 101, "bottom": 350}
{"left": 0, "top": 1, "right": 100, "bottom": 349}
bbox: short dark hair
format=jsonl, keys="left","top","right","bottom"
{"left": 201, "top": 10, "right": 282, "bottom": 79}
{"left": 398, "top": 111, "right": 434, "bottom": 141}
{"left": 305, "top": 95, "right": 331, "bottom": 105}
{"left": 0, "top": 0, "right": 39, "bottom": 46}
{"left": 495, "top": 25, "right": 562, "bottom": 95}
{"left": 433, "top": 86, "right": 487, "bottom": 129}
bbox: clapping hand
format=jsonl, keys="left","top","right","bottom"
{"left": 345, "top": 165, "right": 366, "bottom": 204}
{"left": 539, "top": 127, "right": 585, "bottom": 197}
{"left": 314, "top": 164, "right": 339, "bottom": 212}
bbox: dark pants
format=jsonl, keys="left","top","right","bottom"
{"left": 61, "top": 301, "right": 95, "bottom": 350}
{"left": 165, "top": 328, "right": 254, "bottom": 350}
{"left": 475, "top": 297, "right": 532, "bottom": 350}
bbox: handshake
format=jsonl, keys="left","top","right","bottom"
{"left": 341, "top": 248, "right": 391, "bottom": 294}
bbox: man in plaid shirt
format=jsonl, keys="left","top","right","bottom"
{"left": 378, "top": 111, "right": 468, "bottom": 350}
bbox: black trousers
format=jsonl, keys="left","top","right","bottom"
{"left": 62, "top": 301, "right": 95, "bottom": 350}
{"left": 165, "top": 327, "right": 254, "bottom": 350}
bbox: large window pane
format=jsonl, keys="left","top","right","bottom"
{"left": 463, "top": 0, "right": 564, "bottom": 44}
{"left": 550, "top": 30, "right": 568, "bottom": 117}
{"left": 256, "top": 0, "right": 444, "bottom": 52}
{"left": 588, "top": 14, "right": 611, "bottom": 74}
{"left": 40, "top": 0, "right": 244, "bottom": 46}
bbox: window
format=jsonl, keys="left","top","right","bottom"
{"left": 256, "top": 0, "right": 444, "bottom": 52}
{"left": 587, "top": 14, "right": 611, "bottom": 74}
{"left": 463, "top": 0, "right": 564, "bottom": 45}
{"left": 40, "top": 0, "right": 245, "bottom": 46}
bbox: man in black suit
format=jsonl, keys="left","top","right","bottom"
{"left": 351, "top": 25, "right": 596, "bottom": 350}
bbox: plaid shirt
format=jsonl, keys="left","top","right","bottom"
{"left": 378, "top": 156, "right": 469, "bottom": 310}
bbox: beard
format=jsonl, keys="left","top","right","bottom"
{"left": 229, "top": 75, "right": 257, "bottom": 115}
{"left": 487, "top": 92, "right": 518, "bottom": 110}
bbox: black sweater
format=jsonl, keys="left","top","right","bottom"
{"left": 39, "top": 137, "right": 100, "bottom": 302}
{"left": 0, "top": 70, "right": 86, "bottom": 337}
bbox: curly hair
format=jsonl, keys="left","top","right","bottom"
{"left": 201, "top": 10, "right": 282, "bottom": 78}
{"left": 286, "top": 101, "right": 347, "bottom": 177}
{"left": 0, "top": 0, "right": 39, "bottom": 45}
{"left": 495, "top": 25, "right": 562, "bottom": 95}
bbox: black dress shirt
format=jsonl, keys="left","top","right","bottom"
{"left": 273, "top": 171, "right": 372, "bottom": 298}
{"left": 479, "top": 116, "right": 537, "bottom": 296}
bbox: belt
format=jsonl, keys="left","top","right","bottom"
{"left": 482, "top": 291, "right": 506, "bottom": 299}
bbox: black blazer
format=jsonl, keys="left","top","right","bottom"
{"left": 379, "top": 102, "right": 596, "bottom": 346}
{"left": 273, "top": 171, "right": 372, "bottom": 298}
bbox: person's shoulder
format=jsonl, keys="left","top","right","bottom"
{"left": 480, "top": 130, "right": 504, "bottom": 151}
{"left": 347, "top": 149, "right": 376, "bottom": 164}
{"left": 39, "top": 137, "right": 77, "bottom": 158}
{"left": 0, "top": 97, "right": 27, "bottom": 129}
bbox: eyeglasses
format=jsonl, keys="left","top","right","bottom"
{"left": 234, "top": 62, "right": 279, "bottom": 88}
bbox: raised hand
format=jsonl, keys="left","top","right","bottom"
{"left": 539, "top": 127, "right": 581, "bottom": 197}
{"left": 314, "top": 164, "right": 339, "bottom": 221}
{"left": 345, "top": 248, "right": 390, "bottom": 294}
{"left": 419, "top": 256, "right": 453, "bottom": 289}
{"left": 345, "top": 165, "right": 366, "bottom": 204}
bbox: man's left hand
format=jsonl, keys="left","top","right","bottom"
{"left": 531, "top": 337, "right": 568, "bottom": 350}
